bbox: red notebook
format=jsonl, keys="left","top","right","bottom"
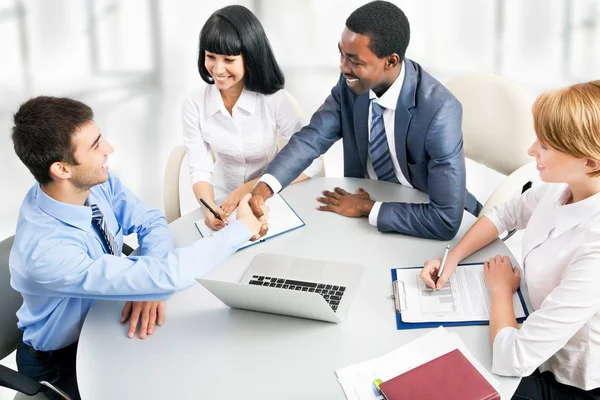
{"left": 378, "top": 349, "right": 500, "bottom": 400}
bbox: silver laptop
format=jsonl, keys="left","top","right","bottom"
{"left": 197, "top": 253, "right": 364, "bottom": 323}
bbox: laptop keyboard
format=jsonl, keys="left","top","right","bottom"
{"left": 248, "top": 275, "right": 346, "bottom": 312}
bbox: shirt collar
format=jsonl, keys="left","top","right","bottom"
{"left": 369, "top": 60, "right": 405, "bottom": 111}
{"left": 36, "top": 185, "right": 93, "bottom": 232}
{"left": 208, "top": 84, "right": 257, "bottom": 116}
{"left": 553, "top": 186, "right": 600, "bottom": 237}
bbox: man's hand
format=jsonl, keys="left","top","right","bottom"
{"left": 120, "top": 301, "right": 165, "bottom": 339}
{"left": 238, "top": 194, "right": 269, "bottom": 240}
{"left": 316, "top": 187, "right": 375, "bottom": 217}
{"left": 248, "top": 182, "right": 272, "bottom": 240}
{"left": 484, "top": 255, "right": 521, "bottom": 294}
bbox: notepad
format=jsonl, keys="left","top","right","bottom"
{"left": 194, "top": 194, "right": 304, "bottom": 250}
{"left": 392, "top": 263, "right": 528, "bottom": 328}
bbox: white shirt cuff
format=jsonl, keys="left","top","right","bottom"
{"left": 491, "top": 326, "right": 520, "bottom": 376}
{"left": 258, "top": 174, "right": 282, "bottom": 195}
{"left": 368, "top": 202, "right": 383, "bottom": 226}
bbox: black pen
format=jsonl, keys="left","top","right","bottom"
{"left": 199, "top": 198, "right": 226, "bottom": 224}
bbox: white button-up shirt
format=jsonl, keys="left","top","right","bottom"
{"left": 486, "top": 182, "right": 600, "bottom": 390}
{"left": 182, "top": 85, "right": 321, "bottom": 201}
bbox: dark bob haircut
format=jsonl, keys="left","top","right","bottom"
{"left": 346, "top": 1, "right": 410, "bottom": 61}
{"left": 12, "top": 96, "right": 92, "bottom": 185}
{"left": 198, "top": 5, "right": 284, "bottom": 95}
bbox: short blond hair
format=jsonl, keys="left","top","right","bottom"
{"left": 533, "top": 80, "right": 600, "bottom": 177}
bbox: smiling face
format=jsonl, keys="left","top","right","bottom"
{"left": 67, "top": 120, "right": 114, "bottom": 190}
{"left": 338, "top": 28, "right": 399, "bottom": 96}
{"left": 204, "top": 51, "right": 245, "bottom": 94}
{"left": 527, "top": 138, "right": 592, "bottom": 184}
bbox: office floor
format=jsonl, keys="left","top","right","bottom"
{"left": 1, "top": 0, "right": 597, "bottom": 398}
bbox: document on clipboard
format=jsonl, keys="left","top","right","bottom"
{"left": 391, "top": 263, "right": 528, "bottom": 328}
{"left": 194, "top": 194, "right": 304, "bottom": 250}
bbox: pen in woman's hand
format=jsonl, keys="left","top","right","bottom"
{"left": 199, "top": 198, "right": 227, "bottom": 224}
{"left": 437, "top": 244, "right": 451, "bottom": 280}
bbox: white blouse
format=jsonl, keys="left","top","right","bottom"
{"left": 486, "top": 183, "right": 600, "bottom": 390}
{"left": 182, "top": 85, "right": 321, "bottom": 201}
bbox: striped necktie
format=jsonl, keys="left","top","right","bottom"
{"left": 90, "top": 204, "right": 119, "bottom": 256}
{"left": 369, "top": 102, "right": 399, "bottom": 183}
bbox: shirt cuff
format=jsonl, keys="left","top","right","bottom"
{"left": 220, "top": 220, "right": 253, "bottom": 251}
{"left": 368, "top": 202, "right": 383, "bottom": 226}
{"left": 484, "top": 209, "right": 507, "bottom": 234}
{"left": 258, "top": 174, "right": 282, "bottom": 195}
{"left": 491, "top": 326, "right": 519, "bottom": 376}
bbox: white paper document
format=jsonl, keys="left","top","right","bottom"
{"left": 335, "top": 327, "right": 500, "bottom": 400}
{"left": 195, "top": 194, "right": 304, "bottom": 250}
{"left": 395, "top": 263, "right": 526, "bottom": 323}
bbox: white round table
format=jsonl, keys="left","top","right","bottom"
{"left": 77, "top": 177, "right": 522, "bottom": 399}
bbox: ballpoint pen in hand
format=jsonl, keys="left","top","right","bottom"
{"left": 437, "top": 244, "right": 451, "bottom": 280}
{"left": 199, "top": 198, "right": 227, "bottom": 225}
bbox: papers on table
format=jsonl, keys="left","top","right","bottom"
{"left": 395, "top": 263, "right": 526, "bottom": 323}
{"left": 194, "top": 194, "right": 304, "bottom": 250}
{"left": 335, "top": 327, "right": 500, "bottom": 400}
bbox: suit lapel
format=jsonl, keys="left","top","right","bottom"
{"left": 353, "top": 92, "right": 370, "bottom": 171}
{"left": 394, "top": 60, "right": 417, "bottom": 183}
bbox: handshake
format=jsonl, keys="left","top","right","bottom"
{"left": 237, "top": 193, "right": 270, "bottom": 241}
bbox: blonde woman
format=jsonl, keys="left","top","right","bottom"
{"left": 420, "top": 81, "right": 600, "bottom": 399}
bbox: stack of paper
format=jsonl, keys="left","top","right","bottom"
{"left": 195, "top": 194, "right": 304, "bottom": 250}
{"left": 335, "top": 327, "right": 500, "bottom": 400}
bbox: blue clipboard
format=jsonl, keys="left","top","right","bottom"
{"left": 195, "top": 194, "right": 305, "bottom": 251}
{"left": 391, "top": 262, "right": 529, "bottom": 330}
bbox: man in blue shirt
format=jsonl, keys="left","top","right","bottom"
{"left": 9, "top": 96, "right": 266, "bottom": 399}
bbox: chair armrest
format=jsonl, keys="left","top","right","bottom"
{"left": 0, "top": 365, "right": 72, "bottom": 399}
{"left": 0, "top": 364, "right": 43, "bottom": 396}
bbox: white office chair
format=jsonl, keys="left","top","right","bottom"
{"left": 446, "top": 73, "right": 538, "bottom": 239}
{"left": 0, "top": 236, "right": 70, "bottom": 399}
{"left": 163, "top": 145, "right": 187, "bottom": 224}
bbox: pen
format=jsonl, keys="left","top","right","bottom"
{"left": 437, "top": 244, "right": 451, "bottom": 279}
{"left": 199, "top": 198, "right": 226, "bottom": 224}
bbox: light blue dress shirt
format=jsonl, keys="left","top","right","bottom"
{"left": 10, "top": 173, "right": 251, "bottom": 351}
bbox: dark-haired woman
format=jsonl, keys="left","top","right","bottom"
{"left": 182, "top": 5, "right": 321, "bottom": 231}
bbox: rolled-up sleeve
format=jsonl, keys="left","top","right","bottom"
{"left": 491, "top": 243, "right": 600, "bottom": 377}
{"left": 485, "top": 184, "right": 549, "bottom": 234}
{"left": 182, "top": 97, "right": 214, "bottom": 185}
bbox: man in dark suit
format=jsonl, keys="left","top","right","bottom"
{"left": 250, "top": 1, "right": 481, "bottom": 240}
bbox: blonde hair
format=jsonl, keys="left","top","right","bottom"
{"left": 533, "top": 80, "right": 600, "bottom": 177}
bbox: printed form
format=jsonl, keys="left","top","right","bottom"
{"left": 395, "top": 263, "right": 526, "bottom": 323}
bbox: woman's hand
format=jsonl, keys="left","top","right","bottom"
{"left": 419, "top": 256, "right": 459, "bottom": 290}
{"left": 484, "top": 255, "right": 521, "bottom": 294}
{"left": 203, "top": 204, "right": 228, "bottom": 231}
{"left": 221, "top": 184, "right": 254, "bottom": 216}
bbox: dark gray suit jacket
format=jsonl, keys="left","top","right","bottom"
{"left": 266, "top": 59, "right": 481, "bottom": 240}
